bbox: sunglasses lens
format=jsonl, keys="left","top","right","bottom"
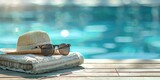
{"left": 40, "top": 44, "right": 54, "bottom": 56}
{"left": 59, "top": 44, "right": 70, "bottom": 55}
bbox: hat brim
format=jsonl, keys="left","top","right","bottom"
{"left": 0, "top": 48, "right": 62, "bottom": 55}
{"left": 0, "top": 48, "right": 43, "bottom": 55}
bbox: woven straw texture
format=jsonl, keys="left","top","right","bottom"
{"left": 16, "top": 31, "right": 52, "bottom": 51}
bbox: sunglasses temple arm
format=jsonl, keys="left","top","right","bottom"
{"left": 57, "top": 44, "right": 71, "bottom": 49}
{"left": 58, "top": 46, "right": 69, "bottom": 49}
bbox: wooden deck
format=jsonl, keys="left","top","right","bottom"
{"left": 1, "top": 59, "right": 160, "bottom": 80}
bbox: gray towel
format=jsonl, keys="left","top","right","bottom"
{"left": 0, "top": 52, "right": 84, "bottom": 74}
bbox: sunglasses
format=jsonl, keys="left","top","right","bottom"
{"left": 35, "top": 43, "right": 71, "bottom": 56}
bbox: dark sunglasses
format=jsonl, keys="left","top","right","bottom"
{"left": 35, "top": 43, "right": 71, "bottom": 56}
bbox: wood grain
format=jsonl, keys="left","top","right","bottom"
{"left": 84, "top": 59, "right": 160, "bottom": 64}
{"left": 82, "top": 63, "right": 160, "bottom": 69}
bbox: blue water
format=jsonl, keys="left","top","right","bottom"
{"left": 0, "top": 5, "right": 160, "bottom": 59}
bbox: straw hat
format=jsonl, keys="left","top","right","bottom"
{"left": 0, "top": 31, "right": 60, "bottom": 55}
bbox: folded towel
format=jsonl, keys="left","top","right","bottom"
{"left": 0, "top": 52, "right": 84, "bottom": 74}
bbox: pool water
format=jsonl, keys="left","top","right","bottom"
{"left": 0, "top": 3, "right": 160, "bottom": 59}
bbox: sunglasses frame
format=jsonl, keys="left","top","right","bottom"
{"left": 35, "top": 43, "right": 71, "bottom": 56}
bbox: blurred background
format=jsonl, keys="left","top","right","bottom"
{"left": 0, "top": 0, "right": 160, "bottom": 59}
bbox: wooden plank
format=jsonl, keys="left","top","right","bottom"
{"left": 82, "top": 63, "right": 160, "bottom": 69}
{"left": 1, "top": 77, "right": 160, "bottom": 80}
{"left": 0, "top": 69, "right": 39, "bottom": 78}
{"left": 41, "top": 77, "right": 108, "bottom": 80}
{"left": 116, "top": 69, "right": 160, "bottom": 77}
{"left": 70, "top": 69, "right": 116, "bottom": 73}
{"left": 41, "top": 77, "right": 160, "bottom": 80}
{"left": 0, "top": 73, "right": 118, "bottom": 78}
{"left": 117, "top": 69, "right": 160, "bottom": 73}
{"left": 62, "top": 73, "right": 118, "bottom": 77}
{"left": 119, "top": 73, "right": 160, "bottom": 77}
{"left": 84, "top": 59, "right": 160, "bottom": 64}
{"left": 0, "top": 68, "right": 116, "bottom": 78}
{"left": 0, "top": 69, "right": 117, "bottom": 80}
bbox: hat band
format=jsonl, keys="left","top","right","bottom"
{"left": 16, "top": 41, "right": 51, "bottom": 51}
